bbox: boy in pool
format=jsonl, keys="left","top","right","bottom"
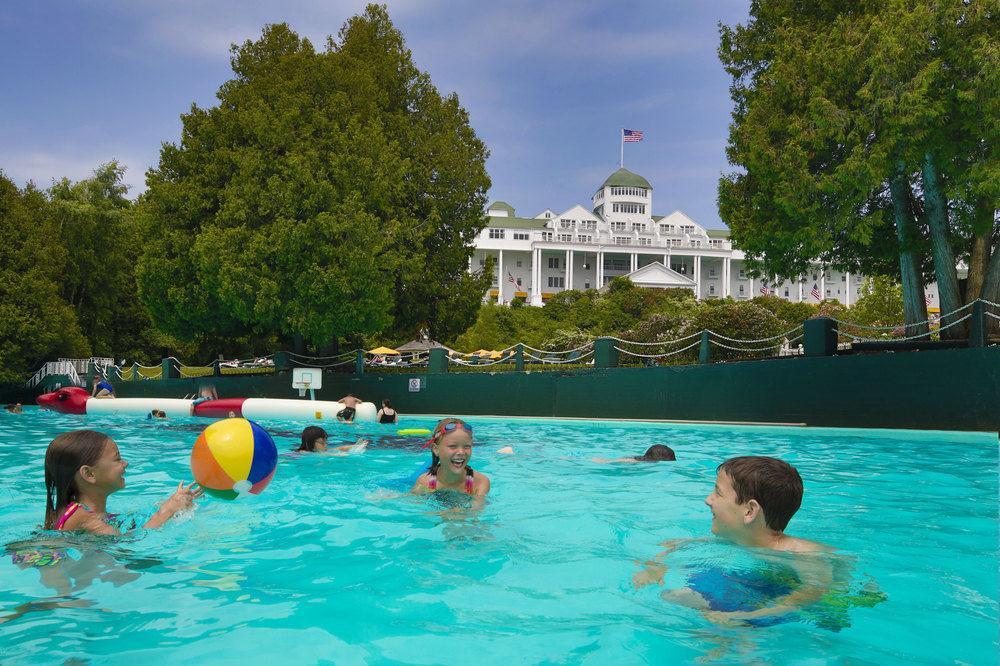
{"left": 295, "top": 426, "right": 368, "bottom": 456}
{"left": 635, "top": 456, "right": 833, "bottom": 625}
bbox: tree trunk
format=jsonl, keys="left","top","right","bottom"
{"left": 921, "top": 152, "right": 963, "bottom": 338}
{"left": 983, "top": 231, "right": 1000, "bottom": 337}
{"left": 965, "top": 199, "right": 994, "bottom": 303}
{"left": 293, "top": 333, "right": 305, "bottom": 356}
{"left": 889, "top": 165, "right": 929, "bottom": 336}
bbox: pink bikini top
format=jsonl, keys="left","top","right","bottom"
{"left": 427, "top": 469, "right": 474, "bottom": 494}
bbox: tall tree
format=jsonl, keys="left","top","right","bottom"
{"left": 138, "top": 6, "right": 491, "bottom": 350}
{"left": 0, "top": 173, "right": 89, "bottom": 381}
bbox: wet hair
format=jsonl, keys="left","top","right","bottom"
{"left": 718, "top": 456, "right": 803, "bottom": 532}
{"left": 4, "top": 404, "right": 18, "bottom": 412}
{"left": 382, "top": 399, "right": 393, "bottom": 409}
{"left": 298, "top": 426, "right": 328, "bottom": 452}
{"left": 635, "top": 444, "right": 675, "bottom": 462}
{"left": 43, "top": 430, "right": 114, "bottom": 530}
{"left": 428, "top": 417, "right": 474, "bottom": 477}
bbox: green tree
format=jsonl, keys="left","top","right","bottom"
{"left": 680, "top": 300, "right": 786, "bottom": 361}
{"left": 849, "top": 276, "right": 904, "bottom": 329}
{"left": 0, "top": 173, "right": 89, "bottom": 381}
{"left": 138, "top": 7, "right": 490, "bottom": 351}
{"left": 718, "top": 1, "right": 997, "bottom": 338}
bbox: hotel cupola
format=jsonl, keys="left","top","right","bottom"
{"left": 592, "top": 168, "right": 652, "bottom": 221}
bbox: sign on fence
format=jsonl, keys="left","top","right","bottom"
{"left": 408, "top": 378, "right": 421, "bottom": 392}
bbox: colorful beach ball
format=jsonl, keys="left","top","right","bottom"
{"left": 191, "top": 418, "right": 277, "bottom": 500}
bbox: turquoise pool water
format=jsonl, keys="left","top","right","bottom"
{"left": 0, "top": 409, "right": 996, "bottom": 664}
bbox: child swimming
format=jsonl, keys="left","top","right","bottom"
{"left": 43, "top": 430, "right": 202, "bottom": 535}
{"left": 593, "top": 444, "right": 675, "bottom": 463}
{"left": 410, "top": 418, "right": 490, "bottom": 497}
{"left": 635, "top": 456, "right": 833, "bottom": 625}
{"left": 296, "top": 426, "right": 368, "bottom": 456}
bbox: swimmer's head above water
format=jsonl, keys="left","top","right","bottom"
{"left": 298, "top": 426, "right": 328, "bottom": 452}
{"left": 635, "top": 445, "right": 675, "bottom": 462}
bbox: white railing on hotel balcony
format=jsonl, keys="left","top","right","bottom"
{"left": 27, "top": 361, "right": 84, "bottom": 389}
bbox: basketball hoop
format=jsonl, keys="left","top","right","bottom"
{"left": 298, "top": 381, "right": 310, "bottom": 398}
{"left": 292, "top": 368, "right": 321, "bottom": 400}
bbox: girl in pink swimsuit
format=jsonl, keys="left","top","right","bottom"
{"left": 44, "top": 430, "right": 202, "bottom": 535}
{"left": 410, "top": 418, "right": 491, "bottom": 498}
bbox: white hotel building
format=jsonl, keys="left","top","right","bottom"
{"left": 472, "top": 167, "right": 941, "bottom": 309}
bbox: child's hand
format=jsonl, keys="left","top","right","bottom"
{"left": 162, "top": 482, "right": 203, "bottom": 514}
{"left": 702, "top": 610, "right": 754, "bottom": 626}
{"left": 632, "top": 560, "right": 667, "bottom": 588}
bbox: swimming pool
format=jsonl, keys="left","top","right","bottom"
{"left": 1, "top": 409, "right": 996, "bottom": 663}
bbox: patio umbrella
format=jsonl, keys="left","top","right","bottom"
{"left": 368, "top": 346, "right": 401, "bottom": 355}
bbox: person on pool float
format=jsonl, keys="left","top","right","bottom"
{"left": 336, "top": 394, "right": 362, "bottom": 423}
{"left": 43, "top": 429, "right": 202, "bottom": 535}
{"left": 593, "top": 444, "right": 675, "bottom": 463}
{"left": 91, "top": 376, "right": 115, "bottom": 399}
{"left": 296, "top": 426, "right": 368, "bottom": 456}
{"left": 634, "top": 456, "right": 833, "bottom": 626}
{"left": 190, "top": 383, "right": 219, "bottom": 409}
{"left": 410, "top": 418, "right": 490, "bottom": 497}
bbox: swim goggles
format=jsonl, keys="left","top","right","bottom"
{"left": 423, "top": 421, "right": 473, "bottom": 448}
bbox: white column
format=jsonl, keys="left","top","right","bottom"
{"left": 597, "top": 251, "right": 604, "bottom": 288}
{"left": 630, "top": 253, "right": 637, "bottom": 272}
{"left": 723, "top": 258, "right": 730, "bottom": 297}
{"left": 531, "top": 249, "right": 542, "bottom": 305}
{"left": 845, "top": 272, "right": 852, "bottom": 306}
{"left": 497, "top": 250, "right": 504, "bottom": 304}
{"left": 798, "top": 278, "right": 803, "bottom": 302}
{"left": 694, "top": 255, "right": 702, "bottom": 300}
{"left": 820, "top": 270, "right": 826, "bottom": 302}
{"left": 663, "top": 253, "right": 669, "bottom": 267}
{"left": 564, "top": 249, "right": 571, "bottom": 291}
{"left": 750, "top": 275, "right": 754, "bottom": 300}
{"left": 567, "top": 249, "right": 574, "bottom": 290}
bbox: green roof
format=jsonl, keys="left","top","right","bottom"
{"left": 486, "top": 216, "right": 549, "bottom": 230}
{"left": 600, "top": 168, "right": 652, "bottom": 190}
{"left": 706, "top": 229, "right": 731, "bottom": 238}
{"left": 486, "top": 201, "right": 516, "bottom": 216}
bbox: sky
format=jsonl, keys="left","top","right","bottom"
{"left": 0, "top": 1, "right": 751, "bottom": 230}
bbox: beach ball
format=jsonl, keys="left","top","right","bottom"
{"left": 191, "top": 418, "right": 277, "bottom": 500}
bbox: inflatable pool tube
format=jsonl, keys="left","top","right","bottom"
{"left": 396, "top": 428, "right": 432, "bottom": 436}
{"left": 36, "top": 387, "right": 380, "bottom": 423}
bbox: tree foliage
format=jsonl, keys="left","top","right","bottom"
{"left": 0, "top": 173, "right": 89, "bottom": 382}
{"left": 138, "top": 6, "right": 491, "bottom": 350}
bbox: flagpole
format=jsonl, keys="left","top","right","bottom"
{"left": 620, "top": 128, "right": 624, "bottom": 168}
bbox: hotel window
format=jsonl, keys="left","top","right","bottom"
{"left": 513, "top": 232, "right": 529, "bottom": 240}
{"left": 606, "top": 259, "right": 628, "bottom": 271}
{"left": 638, "top": 237, "right": 652, "bottom": 246}
{"left": 578, "top": 235, "right": 593, "bottom": 243}
{"left": 841, "top": 274, "right": 846, "bottom": 282}
{"left": 612, "top": 203, "right": 646, "bottom": 214}
{"left": 784, "top": 288, "right": 789, "bottom": 297}
{"left": 547, "top": 276, "right": 565, "bottom": 288}
{"left": 739, "top": 268, "right": 747, "bottom": 279}
{"left": 479, "top": 258, "right": 485, "bottom": 266}
{"left": 488, "top": 228, "right": 505, "bottom": 239}
{"left": 542, "top": 232, "right": 553, "bottom": 241}
{"left": 580, "top": 220, "right": 597, "bottom": 231}
{"left": 516, "top": 260, "right": 522, "bottom": 267}
{"left": 548, "top": 257, "right": 560, "bottom": 269}
{"left": 611, "top": 187, "right": 647, "bottom": 197}
{"left": 709, "top": 268, "right": 717, "bottom": 278}
{"left": 826, "top": 288, "right": 831, "bottom": 296}
{"left": 560, "top": 219, "right": 575, "bottom": 229}
{"left": 680, "top": 225, "right": 695, "bottom": 234}
{"left": 614, "top": 237, "right": 632, "bottom": 245}
{"left": 631, "top": 223, "right": 646, "bottom": 231}
{"left": 558, "top": 234, "right": 573, "bottom": 242}
{"left": 709, "top": 285, "right": 716, "bottom": 295}
{"left": 812, "top": 273, "right": 818, "bottom": 281}
{"left": 611, "top": 221, "right": 626, "bottom": 231}
{"left": 517, "top": 278, "right": 522, "bottom": 287}
{"left": 690, "top": 240, "right": 702, "bottom": 248}
{"left": 669, "top": 238, "right": 681, "bottom": 247}
{"left": 739, "top": 284, "right": 745, "bottom": 294}
{"left": 584, "top": 281, "right": 591, "bottom": 289}
{"left": 659, "top": 224, "right": 675, "bottom": 234}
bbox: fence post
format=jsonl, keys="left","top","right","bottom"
{"left": 699, "top": 330, "right": 711, "bottom": 364}
{"left": 132, "top": 362, "right": 139, "bottom": 382}
{"left": 85, "top": 361, "right": 95, "bottom": 387}
{"left": 273, "top": 351, "right": 290, "bottom": 372}
{"left": 161, "top": 358, "right": 179, "bottom": 380}
{"left": 354, "top": 350, "right": 365, "bottom": 375}
{"left": 968, "top": 300, "right": 986, "bottom": 348}
{"left": 429, "top": 348, "right": 449, "bottom": 373}
{"left": 594, "top": 338, "right": 618, "bottom": 368}
{"left": 515, "top": 344, "right": 525, "bottom": 372}
{"left": 804, "top": 317, "right": 838, "bottom": 356}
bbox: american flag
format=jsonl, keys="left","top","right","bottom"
{"left": 623, "top": 129, "right": 644, "bottom": 142}
{"left": 759, "top": 283, "right": 770, "bottom": 296}
{"left": 924, "top": 293, "right": 932, "bottom": 305}
{"left": 507, "top": 271, "right": 517, "bottom": 285}
{"left": 811, "top": 284, "right": 822, "bottom": 300}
